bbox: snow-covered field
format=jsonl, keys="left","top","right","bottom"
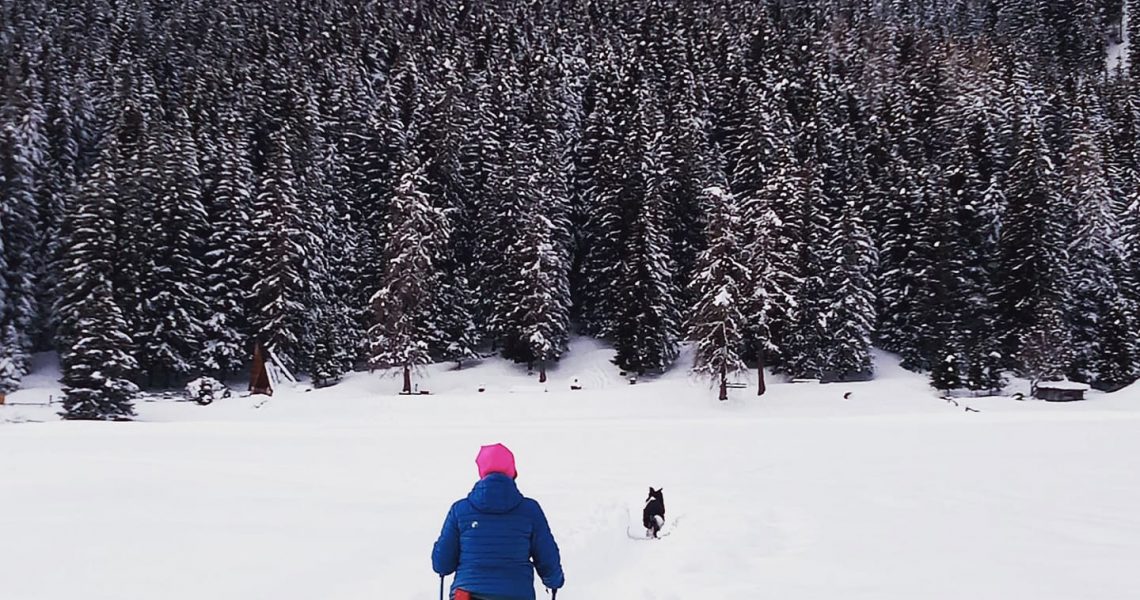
{"left": 3, "top": 339, "right": 1139, "bottom": 600}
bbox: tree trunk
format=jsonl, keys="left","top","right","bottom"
{"left": 402, "top": 365, "right": 412, "bottom": 394}
{"left": 719, "top": 362, "right": 728, "bottom": 401}
{"left": 539, "top": 360, "right": 547, "bottom": 383}
{"left": 757, "top": 349, "right": 767, "bottom": 397}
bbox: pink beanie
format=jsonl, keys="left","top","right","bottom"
{"left": 476, "top": 443, "right": 517, "bottom": 479}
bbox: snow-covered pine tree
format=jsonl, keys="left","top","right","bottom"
{"left": 345, "top": 82, "right": 399, "bottom": 343}
{"left": 940, "top": 54, "right": 1011, "bottom": 392}
{"left": 104, "top": 62, "right": 164, "bottom": 378}
{"left": 56, "top": 148, "right": 138, "bottom": 420}
{"left": 526, "top": 50, "right": 578, "bottom": 372}
{"left": 35, "top": 71, "right": 100, "bottom": 353}
{"left": 575, "top": 44, "right": 629, "bottom": 337}
{"left": 784, "top": 62, "right": 849, "bottom": 381}
{"left": 483, "top": 57, "right": 573, "bottom": 378}
{"left": 818, "top": 71, "right": 876, "bottom": 381}
{"left": 296, "top": 77, "right": 364, "bottom": 385}
{"left": 870, "top": 34, "right": 945, "bottom": 370}
{"left": 0, "top": 61, "right": 48, "bottom": 393}
{"left": 930, "top": 350, "right": 963, "bottom": 393}
{"left": 469, "top": 64, "right": 524, "bottom": 343}
{"left": 1063, "top": 85, "right": 1138, "bottom": 389}
{"left": 1019, "top": 300, "right": 1074, "bottom": 390}
{"left": 726, "top": 15, "right": 799, "bottom": 371}
{"left": 739, "top": 127, "right": 800, "bottom": 374}
{"left": 1041, "top": 0, "right": 1108, "bottom": 74}
{"left": 933, "top": 131, "right": 1006, "bottom": 390}
{"left": 247, "top": 113, "right": 311, "bottom": 374}
{"left": 499, "top": 206, "right": 571, "bottom": 382}
{"left": 307, "top": 144, "right": 364, "bottom": 387}
{"left": 1128, "top": 0, "right": 1140, "bottom": 81}
{"left": 687, "top": 183, "right": 749, "bottom": 399}
{"left": 421, "top": 55, "right": 480, "bottom": 366}
{"left": 611, "top": 124, "right": 681, "bottom": 375}
{"left": 59, "top": 279, "right": 139, "bottom": 420}
{"left": 659, "top": 43, "right": 714, "bottom": 313}
{"left": 370, "top": 153, "right": 450, "bottom": 394}
{"left": 308, "top": 272, "right": 361, "bottom": 388}
{"left": 826, "top": 197, "right": 877, "bottom": 380}
{"left": 137, "top": 109, "right": 210, "bottom": 386}
{"left": 200, "top": 98, "right": 254, "bottom": 380}
{"left": 997, "top": 75, "right": 1072, "bottom": 376}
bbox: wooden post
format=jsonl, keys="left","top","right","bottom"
{"left": 538, "top": 360, "right": 547, "bottom": 383}
{"left": 402, "top": 365, "right": 412, "bottom": 394}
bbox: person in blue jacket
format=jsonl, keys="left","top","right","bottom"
{"left": 432, "top": 443, "right": 565, "bottom": 600}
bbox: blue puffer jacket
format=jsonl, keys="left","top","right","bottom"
{"left": 432, "top": 474, "right": 565, "bottom": 600}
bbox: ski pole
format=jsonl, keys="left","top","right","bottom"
{"left": 439, "top": 575, "right": 445, "bottom": 600}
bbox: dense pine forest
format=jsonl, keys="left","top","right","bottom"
{"left": 3, "top": 0, "right": 1140, "bottom": 418}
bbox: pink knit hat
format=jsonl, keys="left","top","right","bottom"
{"left": 476, "top": 443, "right": 517, "bottom": 479}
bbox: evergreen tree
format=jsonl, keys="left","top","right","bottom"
{"left": 499, "top": 207, "right": 571, "bottom": 381}
{"left": 727, "top": 25, "right": 799, "bottom": 369}
{"left": 930, "top": 351, "right": 963, "bottom": 393}
{"left": 659, "top": 52, "right": 714, "bottom": 311}
{"left": 575, "top": 46, "right": 629, "bottom": 337}
{"left": 1063, "top": 87, "right": 1138, "bottom": 389}
{"left": 996, "top": 77, "right": 1071, "bottom": 376}
{"left": 611, "top": 128, "right": 681, "bottom": 375}
{"left": 818, "top": 75, "right": 876, "bottom": 380}
{"left": 56, "top": 149, "right": 138, "bottom": 420}
{"left": 687, "top": 184, "right": 749, "bottom": 398}
{"left": 138, "top": 110, "right": 209, "bottom": 386}
{"left": 0, "top": 61, "right": 47, "bottom": 393}
{"left": 870, "top": 37, "right": 944, "bottom": 369}
{"left": 247, "top": 122, "right": 311, "bottom": 372}
{"left": 59, "top": 280, "right": 139, "bottom": 420}
{"left": 200, "top": 100, "right": 254, "bottom": 379}
{"left": 307, "top": 147, "right": 365, "bottom": 386}
{"left": 826, "top": 199, "right": 877, "bottom": 380}
{"left": 1129, "top": 0, "right": 1140, "bottom": 81}
{"left": 370, "top": 155, "right": 449, "bottom": 393}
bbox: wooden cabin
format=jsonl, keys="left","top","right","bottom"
{"left": 1034, "top": 380, "right": 1089, "bottom": 402}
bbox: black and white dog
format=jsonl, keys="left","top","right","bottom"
{"left": 642, "top": 487, "right": 665, "bottom": 538}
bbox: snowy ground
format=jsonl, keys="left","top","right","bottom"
{"left": 3, "top": 339, "right": 1140, "bottom": 600}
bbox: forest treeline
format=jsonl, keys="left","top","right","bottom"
{"left": 2, "top": 0, "right": 1139, "bottom": 418}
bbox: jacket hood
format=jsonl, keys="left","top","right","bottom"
{"left": 467, "top": 473, "right": 525, "bottom": 514}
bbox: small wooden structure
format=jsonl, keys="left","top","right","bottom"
{"left": 1034, "top": 380, "right": 1090, "bottom": 402}
{"left": 249, "top": 344, "right": 273, "bottom": 396}
{"left": 820, "top": 369, "right": 874, "bottom": 384}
